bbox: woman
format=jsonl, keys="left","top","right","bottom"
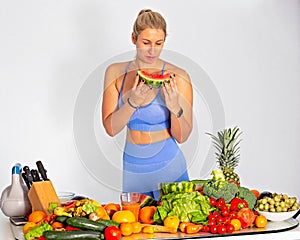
{"left": 102, "top": 9, "right": 193, "bottom": 199}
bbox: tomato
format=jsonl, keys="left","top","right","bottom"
{"left": 217, "top": 198, "right": 225, "bottom": 207}
{"left": 210, "top": 198, "right": 217, "bottom": 206}
{"left": 120, "top": 222, "right": 133, "bottom": 236}
{"left": 208, "top": 214, "right": 216, "bottom": 222}
{"left": 221, "top": 209, "right": 229, "bottom": 217}
{"left": 217, "top": 224, "right": 227, "bottom": 234}
{"left": 163, "top": 216, "right": 180, "bottom": 229}
{"left": 212, "top": 211, "right": 220, "bottom": 219}
{"left": 202, "top": 225, "right": 210, "bottom": 232}
{"left": 216, "top": 216, "right": 224, "bottom": 224}
{"left": 226, "top": 223, "right": 235, "bottom": 233}
{"left": 104, "top": 226, "right": 122, "bottom": 240}
{"left": 230, "top": 218, "right": 241, "bottom": 231}
{"left": 237, "top": 208, "right": 256, "bottom": 228}
{"left": 255, "top": 215, "right": 268, "bottom": 228}
{"left": 208, "top": 219, "right": 216, "bottom": 227}
{"left": 210, "top": 225, "right": 218, "bottom": 234}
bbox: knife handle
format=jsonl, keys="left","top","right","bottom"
{"left": 36, "top": 161, "right": 48, "bottom": 180}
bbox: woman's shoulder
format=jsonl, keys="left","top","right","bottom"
{"left": 105, "top": 61, "right": 131, "bottom": 76}
{"left": 164, "top": 61, "right": 190, "bottom": 82}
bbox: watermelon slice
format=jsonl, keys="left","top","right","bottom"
{"left": 139, "top": 194, "right": 158, "bottom": 207}
{"left": 137, "top": 70, "right": 171, "bottom": 88}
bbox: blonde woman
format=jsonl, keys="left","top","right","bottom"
{"left": 102, "top": 9, "right": 193, "bottom": 199}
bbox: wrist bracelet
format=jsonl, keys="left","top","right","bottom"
{"left": 175, "top": 107, "right": 184, "bottom": 118}
{"left": 127, "top": 98, "right": 138, "bottom": 109}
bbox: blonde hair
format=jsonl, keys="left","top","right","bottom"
{"left": 133, "top": 9, "right": 167, "bottom": 41}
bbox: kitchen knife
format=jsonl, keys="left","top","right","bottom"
{"left": 31, "top": 169, "right": 41, "bottom": 182}
{"left": 21, "top": 172, "right": 31, "bottom": 189}
{"left": 36, "top": 160, "right": 48, "bottom": 180}
{"left": 23, "top": 166, "right": 33, "bottom": 187}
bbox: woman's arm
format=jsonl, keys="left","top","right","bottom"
{"left": 102, "top": 64, "right": 135, "bottom": 136}
{"left": 163, "top": 70, "right": 193, "bottom": 143}
{"left": 102, "top": 64, "right": 152, "bottom": 136}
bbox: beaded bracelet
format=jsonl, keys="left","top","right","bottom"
{"left": 127, "top": 98, "right": 138, "bottom": 109}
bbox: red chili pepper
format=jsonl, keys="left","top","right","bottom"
{"left": 65, "top": 226, "right": 81, "bottom": 231}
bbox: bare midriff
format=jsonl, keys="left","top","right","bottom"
{"left": 126, "top": 129, "right": 171, "bottom": 144}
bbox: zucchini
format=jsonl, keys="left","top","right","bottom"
{"left": 97, "top": 219, "right": 119, "bottom": 227}
{"left": 66, "top": 217, "right": 106, "bottom": 232}
{"left": 43, "top": 230, "right": 101, "bottom": 240}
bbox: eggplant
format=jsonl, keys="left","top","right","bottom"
{"left": 258, "top": 191, "right": 272, "bottom": 200}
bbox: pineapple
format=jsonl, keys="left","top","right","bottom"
{"left": 207, "top": 126, "right": 242, "bottom": 186}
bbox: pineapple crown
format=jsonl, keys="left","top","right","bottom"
{"left": 206, "top": 126, "right": 242, "bottom": 171}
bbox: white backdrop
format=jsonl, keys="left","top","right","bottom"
{"left": 1, "top": 0, "right": 300, "bottom": 203}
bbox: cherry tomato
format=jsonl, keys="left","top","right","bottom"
{"left": 220, "top": 204, "right": 229, "bottom": 212}
{"left": 210, "top": 225, "right": 218, "bottom": 234}
{"left": 202, "top": 225, "right": 210, "bottom": 232}
{"left": 104, "top": 226, "right": 122, "bottom": 240}
{"left": 208, "top": 214, "right": 216, "bottom": 222}
{"left": 217, "top": 198, "right": 225, "bottom": 207}
{"left": 226, "top": 223, "right": 235, "bottom": 233}
{"left": 221, "top": 209, "right": 229, "bottom": 217}
{"left": 208, "top": 219, "right": 216, "bottom": 227}
{"left": 210, "top": 198, "right": 217, "bottom": 206}
{"left": 212, "top": 211, "right": 220, "bottom": 219}
{"left": 217, "top": 224, "right": 227, "bottom": 234}
{"left": 216, "top": 216, "right": 224, "bottom": 224}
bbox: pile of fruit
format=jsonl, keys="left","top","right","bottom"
{"left": 21, "top": 127, "right": 299, "bottom": 239}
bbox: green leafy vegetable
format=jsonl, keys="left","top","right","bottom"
{"left": 24, "top": 222, "right": 52, "bottom": 240}
{"left": 153, "top": 191, "right": 212, "bottom": 224}
{"left": 48, "top": 201, "right": 59, "bottom": 214}
{"left": 238, "top": 187, "right": 257, "bottom": 210}
{"left": 82, "top": 200, "right": 98, "bottom": 214}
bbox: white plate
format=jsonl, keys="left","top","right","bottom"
{"left": 256, "top": 209, "right": 298, "bottom": 221}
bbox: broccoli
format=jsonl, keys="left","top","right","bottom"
{"left": 202, "top": 180, "right": 239, "bottom": 203}
{"left": 238, "top": 187, "right": 257, "bottom": 210}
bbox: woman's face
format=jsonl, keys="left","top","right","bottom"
{"left": 133, "top": 28, "right": 165, "bottom": 64}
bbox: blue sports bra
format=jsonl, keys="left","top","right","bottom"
{"left": 118, "top": 62, "right": 170, "bottom": 132}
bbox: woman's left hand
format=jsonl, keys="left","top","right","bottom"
{"left": 162, "top": 75, "right": 181, "bottom": 115}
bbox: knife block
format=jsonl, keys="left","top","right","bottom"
{"left": 28, "top": 181, "right": 61, "bottom": 214}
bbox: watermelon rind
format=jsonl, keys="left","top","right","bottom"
{"left": 137, "top": 70, "right": 170, "bottom": 88}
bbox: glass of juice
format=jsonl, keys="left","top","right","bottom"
{"left": 120, "top": 192, "right": 140, "bottom": 221}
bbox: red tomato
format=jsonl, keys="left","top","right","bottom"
{"left": 226, "top": 223, "right": 235, "bottom": 233}
{"left": 237, "top": 208, "right": 256, "bottom": 228}
{"left": 104, "top": 226, "right": 122, "bottom": 240}
{"left": 217, "top": 198, "right": 225, "bottom": 206}
{"left": 210, "top": 225, "right": 218, "bottom": 234}
{"left": 212, "top": 211, "right": 220, "bottom": 219}
{"left": 216, "top": 216, "right": 224, "bottom": 224}
{"left": 202, "top": 225, "right": 210, "bottom": 232}
{"left": 210, "top": 198, "right": 217, "bottom": 206}
{"left": 217, "top": 224, "right": 227, "bottom": 234}
{"left": 221, "top": 209, "right": 229, "bottom": 217}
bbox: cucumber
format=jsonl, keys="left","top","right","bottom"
{"left": 43, "top": 230, "right": 101, "bottom": 240}
{"left": 66, "top": 217, "right": 106, "bottom": 232}
{"left": 97, "top": 219, "right": 119, "bottom": 227}
{"left": 55, "top": 216, "right": 68, "bottom": 223}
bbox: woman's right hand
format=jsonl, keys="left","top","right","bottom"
{"left": 128, "top": 74, "right": 151, "bottom": 107}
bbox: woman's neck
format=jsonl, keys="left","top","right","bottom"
{"left": 133, "top": 58, "right": 163, "bottom": 71}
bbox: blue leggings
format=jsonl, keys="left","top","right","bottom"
{"left": 122, "top": 137, "right": 189, "bottom": 199}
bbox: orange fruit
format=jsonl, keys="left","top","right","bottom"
{"left": 251, "top": 189, "right": 260, "bottom": 199}
{"left": 97, "top": 206, "right": 110, "bottom": 220}
{"left": 131, "top": 221, "right": 142, "bottom": 234}
{"left": 255, "top": 215, "right": 268, "bottom": 228}
{"left": 104, "top": 203, "right": 121, "bottom": 211}
{"left": 163, "top": 216, "right": 180, "bottom": 230}
{"left": 112, "top": 210, "right": 136, "bottom": 223}
{"left": 120, "top": 222, "right": 133, "bottom": 236}
{"left": 23, "top": 222, "right": 37, "bottom": 234}
{"left": 28, "top": 211, "right": 47, "bottom": 224}
{"left": 230, "top": 219, "right": 241, "bottom": 231}
{"left": 139, "top": 206, "right": 156, "bottom": 224}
